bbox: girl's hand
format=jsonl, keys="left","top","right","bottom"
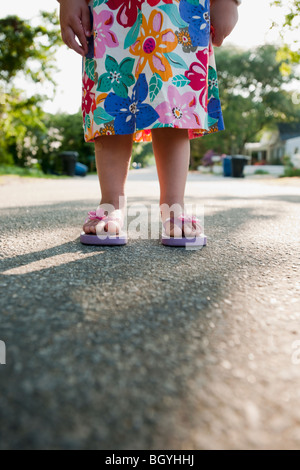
{"left": 210, "top": 0, "right": 239, "bottom": 47}
{"left": 58, "top": 0, "right": 91, "bottom": 57}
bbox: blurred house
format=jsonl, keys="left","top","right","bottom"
{"left": 244, "top": 122, "right": 300, "bottom": 164}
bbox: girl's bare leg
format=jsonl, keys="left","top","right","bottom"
{"left": 151, "top": 128, "right": 201, "bottom": 237}
{"left": 83, "top": 133, "right": 133, "bottom": 234}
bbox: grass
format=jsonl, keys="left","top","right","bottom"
{"left": 254, "top": 169, "right": 270, "bottom": 175}
{"left": 0, "top": 165, "right": 69, "bottom": 179}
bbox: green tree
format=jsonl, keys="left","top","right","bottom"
{"left": 0, "top": 12, "right": 62, "bottom": 166}
{"left": 40, "top": 112, "right": 94, "bottom": 172}
{"left": 190, "top": 44, "right": 300, "bottom": 168}
{"left": 271, "top": 0, "right": 300, "bottom": 72}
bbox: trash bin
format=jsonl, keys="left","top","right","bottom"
{"left": 59, "top": 151, "right": 79, "bottom": 177}
{"left": 231, "top": 155, "right": 248, "bottom": 178}
{"left": 223, "top": 155, "right": 232, "bottom": 177}
{"left": 75, "top": 162, "right": 88, "bottom": 177}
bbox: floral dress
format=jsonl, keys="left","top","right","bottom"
{"left": 82, "top": 0, "right": 224, "bottom": 142}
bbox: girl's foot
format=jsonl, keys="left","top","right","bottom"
{"left": 160, "top": 203, "right": 202, "bottom": 238}
{"left": 83, "top": 205, "right": 125, "bottom": 236}
{"left": 162, "top": 213, "right": 203, "bottom": 238}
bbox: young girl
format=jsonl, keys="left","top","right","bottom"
{"left": 58, "top": 0, "right": 239, "bottom": 246}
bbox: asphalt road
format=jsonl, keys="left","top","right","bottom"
{"left": 0, "top": 168, "right": 300, "bottom": 450}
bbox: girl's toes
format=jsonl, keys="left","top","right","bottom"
{"left": 83, "top": 221, "right": 93, "bottom": 234}
{"left": 183, "top": 222, "right": 193, "bottom": 237}
{"left": 195, "top": 222, "right": 202, "bottom": 236}
{"left": 91, "top": 222, "right": 98, "bottom": 234}
{"left": 172, "top": 224, "right": 182, "bottom": 237}
{"left": 88, "top": 221, "right": 97, "bottom": 234}
{"left": 163, "top": 221, "right": 171, "bottom": 236}
{"left": 106, "top": 220, "right": 120, "bottom": 235}
{"left": 95, "top": 220, "right": 106, "bottom": 235}
{"left": 165, "top": 222, "right": 182, "bottom": 237}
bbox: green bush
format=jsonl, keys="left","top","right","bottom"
{"left": 280, "top": 154, "right": 300, "bottom": 177}
{"left": 282, "top": 167, "right": 300, "bottom": 177}
{"left": 131, "top": 142, "right": 154, "bottom": 168}
{"left": 0, "top": 148, "right": 14, "bottom": 166}
{"left": 254, "top": 169, "right": 269, "bottom": 175}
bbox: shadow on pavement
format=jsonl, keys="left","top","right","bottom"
{"left": 0, "top": 190, "right": 299, "bottom": 449}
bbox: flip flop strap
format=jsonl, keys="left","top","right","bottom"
{"left": 177, "top": 214, "right": 199, "bottom": 224}
{"left": 163, "top": 214, "right": 203, "bottom": 231}
{"left": 85, "top": 208, "right": 124, "bottom": 225}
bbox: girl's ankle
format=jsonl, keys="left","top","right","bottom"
{"left": 99, "top": 195, "right": 126, "bottom": 212}
{"left": 160, "top": 201, "right": 184, "bottom": 221}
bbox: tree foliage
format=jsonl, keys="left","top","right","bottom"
{"left": 272, "top": 0, "right": 300, "bottom": 28}
{"left": 0, "top": 12, "right": 62, "bottom": 165}
{"left": 190, "top": 44, "right": 300, "bottom": 168}
{"left": 271, "top": 0, "right": 300, "bottom": 72}
{"left": 35, "top": 112, "right": 94, "bottom": 174}
{"left": 0, "top": 12, "right": 61, "bottom": 83}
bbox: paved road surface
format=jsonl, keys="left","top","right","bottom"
{"left": 0, "top": 169, "right": 300, "bottom": 449}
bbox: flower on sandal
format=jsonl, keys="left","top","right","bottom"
{"left": 155, "top": 85, "right": 202, "bottom": 128}
{"left": 104, "top": 73, "right": 159, "bottom": 134}
{"left": 129, "top": 10, "right": 178, "bottom": 82}
{"left": 97, "top": 55, "right": 135, "bottom": 98}
{"left": 94, "top": 10, "right": 119, "bottom": 58}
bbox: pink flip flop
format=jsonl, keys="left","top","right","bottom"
{"left": 161, "top": 214, "right": 207, "bottom": 248}
{"left": 80, "top": 207, "right": 127, "bottom": 246}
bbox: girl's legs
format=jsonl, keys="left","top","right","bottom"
{"left": 83, "top": 133, "right": 133, "bottom": 234}
{"left": 151, "top": 128, "right": 202, "bottom": 237}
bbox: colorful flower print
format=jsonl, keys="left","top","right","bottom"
{"left": 100, "top": 123, "right": 115, "bottom": 136}
{"left": 147, "top": 0, "right": 172, "bottom": 6}
{"left": 155, "top": 85, "right": 201, "bottom": 128}
{"left": 208, "top": 65, "right": 219, "bottom": 100}
{"left": 104, "top": 73, "right": 159, "bottom": 134}
{"left": 185, "top": 49, "right": 208, "bottom": 110}
{"left": 106, "top": 0, "right": 145, "bottom": 28}
{"left": 179, "top": 0, "right": 210, "bottom": 47}
{"left": 82, "top": 73, "right": 96, "bottom": 117}
{"left": 97, "top": 55, "right": 135, "bottom": 98}
{"left": 94, "top": 10, "right": 119, "bottom": 58}
{"left": 208, "top": 97, "right": 224, "bottom": 130}
{"left": 130, "top": 10, "right": 178, "bottom": 82}
{"left": 83, "top": 0, "right": 225, "bottom": 142}
{"left": 175, "top": 28, "right": 197, "bottom": 54}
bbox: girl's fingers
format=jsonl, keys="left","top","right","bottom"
{"left": 81, "top": 4, "right": 92, "bottom": 36}
{"left": 72, "top": 20, "right": 89, "bottom": 56}
{"left": 63, "top": 27, "right": 85, "bottom": 57}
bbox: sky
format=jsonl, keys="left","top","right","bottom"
{"left": 0, "top": 0, "right": 294, "bottom": 114}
